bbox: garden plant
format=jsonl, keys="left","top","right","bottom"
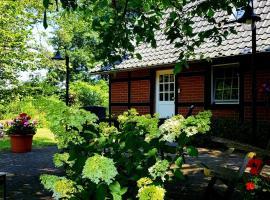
{"left": 240, "top": 153, "right": 270, "bottom": 199}
{"left": 40, "top": 107, "right": 212, "bottom": 199}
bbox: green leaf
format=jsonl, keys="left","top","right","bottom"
{"left": 96, "top": 184, "right": 106, "bottom": 200}
{"left": 109, "top": 181, "right": 121, "bottom": 193}
{"left": 186, "top": 146, "right": 198, "bottom": 157}
{"left": 111, "top": 193, "right": 122, "bottom": 200}
{"left": 174, "top": 169, "right": 184, "bottom": 180}
{"left": 145, "top": 148, "right": 158, "bottom": 157}
{"left": 120, "top": 187, "right": 128, "bottom": 195}
{"left": 135, "top": 53, "right": 142, "bottom": 60}
{"left": 174, "top": 63, "right": 183, "bottom": 74}
{"left": 207, "top": 8, "right": 215, "bottom": 18}
{"left": 43, "top": 0, "right": 50, "bottom": 9}
{"left": 175, "top": 157, "right": 184, "bottom": 167}
{"left": 109, "top": 181, "right": 127, "bottom": 200}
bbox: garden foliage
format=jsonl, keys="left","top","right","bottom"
{"left": 40, "top": 107, "right": 212, "bottom": 199}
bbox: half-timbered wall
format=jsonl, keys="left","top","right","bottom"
{"left": 109, "top": 53, "right": 270, "bottom": 121}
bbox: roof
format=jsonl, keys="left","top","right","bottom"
{"left": 92, "top": 0, "right": 270, "bottom": 73}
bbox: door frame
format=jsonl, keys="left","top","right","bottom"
{"left": 155, "top": 69, "right": 175, "bottom": 118}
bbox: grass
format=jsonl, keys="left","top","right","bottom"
{"left": 0, "top": 128, "right": 56, "bottom": 151}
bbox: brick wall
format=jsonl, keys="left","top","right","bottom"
{"left": 111, "top": 82, "right": 128, "bottom": 103}
{"left": 131, "top": 80, "right": 150, "bottom": 103}
{"left": 110, "top": 69, "right": 151, "bottom": 116}
{"left": 178, "top": 106, "right": 204, "bottom": 116}
{"left": 111, "top": 106, "right": 128, "bottom": 116}
{"left": 178, "top": 76, "right": 204, "bottom": 103}
{"left": 131, "top": 106, "right": 150, "bottom": 115}
{"left": 110, "top": 65, "right": 270, "bottom": 122}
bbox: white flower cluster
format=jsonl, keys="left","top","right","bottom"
{"left": 148, "top": 160, "right": 169, "bottom": 182}
{"left": 159, "top": 115, "right": 185, "bottom": 143}
{"left": 183, "top": 126, "right": 198, "bottom": 137}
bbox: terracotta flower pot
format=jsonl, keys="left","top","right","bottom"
{"left": 10, "top": 134, "right": 33, "bottom": 153}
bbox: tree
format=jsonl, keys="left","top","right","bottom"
{"left": 43, "top": 0, "right": 248, "bottom": 72}
{"left": 50, "top": 11, "right": 99, "bottom": 81}
{"left": 0, "top": 0, "right": 49, "bottom": 90}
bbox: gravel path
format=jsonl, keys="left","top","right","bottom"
{"left": 0, "top": 147, "right": 60, "bottom": 200}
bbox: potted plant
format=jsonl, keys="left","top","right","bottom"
{"left": 6, "top": 113, "right": 37, "bottom": 153}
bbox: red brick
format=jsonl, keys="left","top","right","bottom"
{"left": 131, "top": 80, "right": 150, "bottom": 103}
{"left": 131, "top": 106, "right": 150, "bottom": 115}
{"left": 111, "top": 82, "right": 128, "bottom": 103}
{"left": 178, "top": 107, "right": 204, "bottom": 116}
{"left": 178, "top": 76, "right": 204, "bottom": 102}
{"left": 111, "top": 106, "right": 128, "bottom": 117}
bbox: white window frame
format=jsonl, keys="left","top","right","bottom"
{"left": 211, "top": 63, "right": 240, "bottom": 104}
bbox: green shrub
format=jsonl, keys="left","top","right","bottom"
{"left": 211, "top": 118, "right": 270, "bottom": 148}
{"left": 70, "top": 80, "right": 108, "bottom": 107}
{"left": 0, "top": 97, "right": 48, "bottom": 127}
{"left": 40, "top": 108, "right": 212, "bottom": 199}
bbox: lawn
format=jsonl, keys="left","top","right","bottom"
{"left": 0, "top": 128, "right": 56, "bottom": 151}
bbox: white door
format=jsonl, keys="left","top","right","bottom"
{"left": 156, "top": 70, "right": 175, "bottom": 118}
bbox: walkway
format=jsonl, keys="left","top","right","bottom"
{"left": 0, "top": 146, "right": 60, "bottom": 200}
{"left": 0, "top": 147, "right": 245, "bottom": 200}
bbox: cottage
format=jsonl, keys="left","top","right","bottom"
{"left": 92, "top": 0, "right": 270, "bottom": 122}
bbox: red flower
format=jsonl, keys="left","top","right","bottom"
{"left": 19, "top": 113, "right": 27, "bottom": 117}
{"left": 246, "top": 182, "right": 256, "bottom": 190}
{"left": 247, "top": 158, "right": 263, "bottom": 175}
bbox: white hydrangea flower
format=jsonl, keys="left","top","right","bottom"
{"left": 184, "top": 126, "right": 198, "bottom": 137}
{"left": 159, "top": 115, "right": 184, "bottom": 143}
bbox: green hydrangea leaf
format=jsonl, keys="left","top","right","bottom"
{"left": 186, "top": 146, "right": 198, "bottom": 157}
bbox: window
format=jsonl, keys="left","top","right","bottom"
{"left": 212, "top": 64, "right": 240, "bottom": 104}
{"left": 159, "top": 74, "right": 174, "bottom": 101}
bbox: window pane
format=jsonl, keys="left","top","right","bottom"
{"left": 213, "top": 66, "right": 239, "bottom": 103}
{"left": 164, "top": 75, "right": 169, "bottom": 82}
{"left": 232, "top": 78, "right": 238, "bottom": 89}
{"left": 215, "top": 79, "right": 224, "bottom": 90}
{"left": 164, "top": 84, "right": 168, "bottom": 91}
{"left": 164, "top": 93, "right": 168, "bottom": 101}
{"left": 160, "top": 84, "right": 163, "bottom": 92}
{"left": 224, "top": 68, "right": 233, "bottom": 77}
{"left": 160, "top": 75, "right": 163, "bottom": 83}
{"left": 159, "top": 93, "right": 163, "bottom": 101}
{"left": 224, "top": 79, "right": 232, "bottom": 90}
{"left": 231, "top": 89, "right": 239, "bottom": 99}
{"left": 170, "top": 93, "right": 174, "bottom": 101}
{"left": 170, "top": 74, "right": 174, "bottom": 82}
{"left": 223, "top": 89, "right": 231, "bottom": 100}
{"left": 170, "top": 83, "right": 174, "bottom": 92}
{"left": 215, "top": 90, "right": 223, "bottom": 100}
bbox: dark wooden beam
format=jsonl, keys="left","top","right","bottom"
{"left": 111, "top": 102, "right": 151, "bottom": 106}
{"left": 178, "top": 71, "right": 205, "bottom": 77}
{"left": 175, "top": 74, "right": 179, "bottom": 115}
{"left": 128, "top": 72, "right": 131, "bottom": 109}
{"left": 150, "top": 69, "right": 155, "bottom": 115}
{"left": 177, "top": 102, "right": 205, "bottom": 107}
{"left": 111, "top": 76, "right": 151, "bottom": 83}
{"left": 109, "top": 74, "right": 112, "bottom": 122}
{"left": 239, "top": 62, "right": 245, "bottom": 122}
{"left": 204, "top": 66, "right": 211, "bottom": 109}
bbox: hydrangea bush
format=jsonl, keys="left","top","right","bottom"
{"left": 40, "top": 107, "right": 212, "bottom": 199}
